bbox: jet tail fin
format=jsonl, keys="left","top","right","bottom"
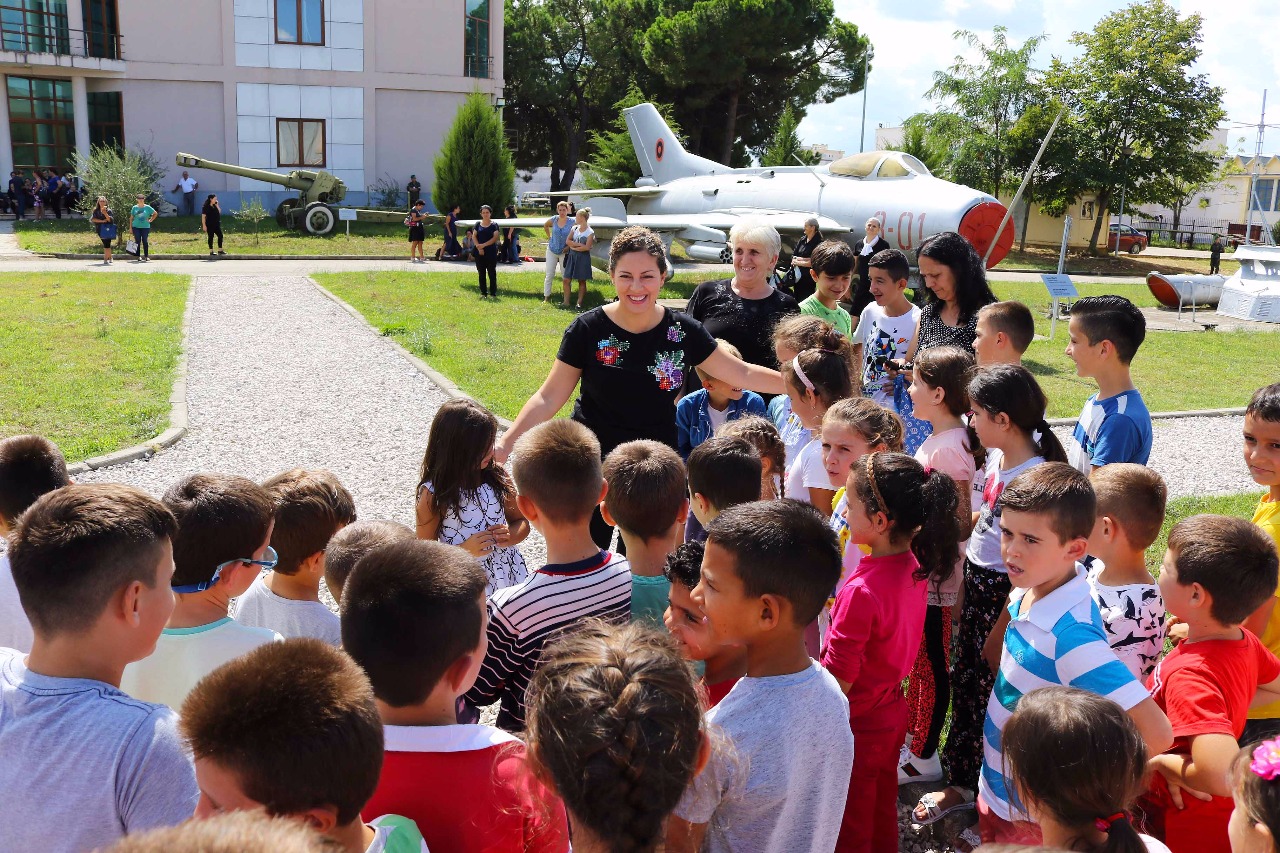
{"left": 624, "top": 103, "right": 725, "bottom": 185}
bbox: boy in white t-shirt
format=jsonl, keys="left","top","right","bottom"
{"left": 0, "top": 434, "right": 71, "bottom": 653}
{"left": 121, "top": 474, "right": 282, "bottom": 709}
{"left": 853, "top": 248, "right": 920, "bottom": 409}
{"left": 233, "top": 469, "right": 356, "bottom": 645}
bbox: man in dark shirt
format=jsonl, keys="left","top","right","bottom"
{"left": 406, "top": 174, "right": 421, "bottom": 207}
{"left": 7, "top": 172, "right": 25, "bottom": 220}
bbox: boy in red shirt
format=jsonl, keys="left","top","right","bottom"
{"left": 661, "top": 540, "right": 746, "bottom": 707}
{"left": 343, "top": 539, "right": 570, "bottom": 853}
{"left": 1144, "top": 514, "right": 1280, "bottom": 853}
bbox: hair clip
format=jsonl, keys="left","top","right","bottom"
{"left": 1094, "top": 812, "right": 1127, "bottom": 833}
{"left": 1251, "top": 738, "right": 1280, "bottom": 781}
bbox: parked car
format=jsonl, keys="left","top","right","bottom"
{"left": 1106, "top": 224, "right": 1148, "bottom": 254}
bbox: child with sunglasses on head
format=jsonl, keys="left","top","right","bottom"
{"left": 121, "top": 474, "right": 281, "bottom": 709}
{"left": 822, "top": 451, "right": 963, "bottom": 852}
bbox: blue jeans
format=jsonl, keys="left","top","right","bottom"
{"left": 132, "top": 226, "right": 150, "bottom": 257}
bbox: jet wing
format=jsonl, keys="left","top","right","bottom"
{"left": 549, "top": 187, "right": 665, "bottom": 198}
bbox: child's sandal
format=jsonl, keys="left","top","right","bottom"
{"left": 912, "top": 786, "right": 975, "bottom": 825}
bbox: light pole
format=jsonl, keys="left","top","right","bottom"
{"left": 1113, "top": 144, "right": 1132, "bottom": 258}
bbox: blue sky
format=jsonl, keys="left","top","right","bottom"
{"left": 798, "top": 0, "right": 1278, "bottom": 159}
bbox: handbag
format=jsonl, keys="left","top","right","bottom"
{"left": 99, "top": 222, "right": 117, "bottom": 241}
{"left": 126, "top": 238, "right": 138, "bottom": 255}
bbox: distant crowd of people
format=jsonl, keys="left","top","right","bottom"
{"left": 5, "top": 168, "right": 80, "bottom": 220}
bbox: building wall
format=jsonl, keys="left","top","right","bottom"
{"left": 117, "top": 79, "right": 228, "bottom": 185}
{"left": 236, "top": 83, "right": 364, "bottom": 192}
{"left": 118, "top": 0, "right": 225, "bottom": 66}
{"left": 233, "top": 0, "right": 365, "bottom": 72}
{"left": 373, "top": 88, "right": 466, "bottom": 203}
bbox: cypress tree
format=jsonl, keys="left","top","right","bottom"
{"left": 432, "top": 92, "right": 515, "bottom": 216}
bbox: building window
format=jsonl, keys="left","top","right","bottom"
{"left": 1080, "top": 201, "right": 1095, "bottom": 220}
{"left": 0, "top": 0, "right": 71, "bottom": 55}
{"left": 464, "top": 0, "right": 489, "bottom": 78}
{"left": 7, "top": 75, "right": 75, "bottom": 175}
{"left": 277, "top": 118, "right": 325, "bottom": 167}
{"left": 276, "top": 0, "right": 323, "bottom": 45}
{"left": 1254, "top": 178, "right": 1278, "bottom": 213}
{"left": 81, "top": 0, "right": 120, "bottom": 59}
{"left": 87, "top": 90, "right": 123, "bottom": 149}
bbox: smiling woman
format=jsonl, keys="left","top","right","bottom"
{"left": 495, "top": 225, "right": 787, "bottom": 548}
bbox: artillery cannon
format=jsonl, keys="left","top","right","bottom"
{"left": 176, "top": 152, "right": 348, "bottom": 235}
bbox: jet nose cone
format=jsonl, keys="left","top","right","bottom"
{"left": 959, "top": 201, "right": 1015, "bottom": 268}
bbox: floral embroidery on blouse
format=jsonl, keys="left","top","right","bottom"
{"left": 649, "top": 350, "right": 686, "bottom": 390}
{"left": 595, "top": 335, "right": 630, "bottom": 365}
{"left": 666, "top": 323, "right": 686, "bottom": 343}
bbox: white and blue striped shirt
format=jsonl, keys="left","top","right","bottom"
{"left": 978, "top": 564, "right": 1151, "bottom": 821}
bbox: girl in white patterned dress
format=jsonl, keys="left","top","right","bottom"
{"left": 415, "top": 399, "right": 529, "bottom": 594}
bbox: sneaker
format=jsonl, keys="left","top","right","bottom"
{"left": 218, "top": 250, "right": 226, "bottom": 255}
{"left": 898, "top": 749, "right": 943, "bottom": 786}
{"left": 210, "top": 251, "right": 215, "bottom": 256}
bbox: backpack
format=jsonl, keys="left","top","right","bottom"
{"left": 368, "top": 814, "right": 428, "bottom": 853}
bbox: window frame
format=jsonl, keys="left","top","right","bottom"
{"left": 7, "top": 74, "right": 76, "bottom": 175}
{"left": 276, "top": 117, "right": 326, "bottom": 168}
{"left": 463, "top": 0, "right": 489, "bottom": 78}
{"left": 275, "top": 0, "right": 325, "bottom": 46}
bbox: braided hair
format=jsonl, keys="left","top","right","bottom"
{"left": 526, "top": 621, "right": 704, "bottom": 852}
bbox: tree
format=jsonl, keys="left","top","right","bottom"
{"left": 432, "top": 93, "right": 516, "bottom": 216}
{"left": 233, "top": 197, "right": 270, "bottom": 246}
{"left": 1036, "top": 0, "right": 1226, "bottom": 253}
{"left": 73, "top": 144, "right": 163, "bottom": 247}
{"left": 1147, "top": 153, "right": 1238, "bottom": 235}
{"left": 920, "top": 27, "right": 1046, "bottom": 200}
{"left": 580, "top": 83, "right": 684, "bottom": 189}
{"left": 640, "top": 0, "right": 870, "bottom": 164}
{"left": 896, "top": 114, "right": 949, "bottom": 175}
{"left": 761, "top": 104, "right": 820, "bottom": 167}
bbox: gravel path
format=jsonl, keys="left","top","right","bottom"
{"left": 74, "top": 274, "right": 550, "bottom": 572}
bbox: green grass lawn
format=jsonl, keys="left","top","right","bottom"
{"left": 319, "top": 271, "right": 1275, "bottom": 421}
{"left": 316, "top": 270, "right": 723, "bottom": 421}
{"left": 1147, "top": 491, "right": 1264, "bottom": 574}
{"left": 14, "top": 216, "right": 553, "bottom": 258}
{"left": 995, "top": 244, "right": 1239, "bottom": 277}
{"left": 0, "top": 272, "right": 189, "bottom": 461}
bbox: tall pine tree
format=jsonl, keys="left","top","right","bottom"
{"left": 432, "top": 92, "right": 516, "bottom": 216}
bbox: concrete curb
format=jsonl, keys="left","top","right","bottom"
{"left": 67, "top": 282, "right": 195, "bottom": 475}
{"left": 1045, "top": 407, "right": 1247, "bottom": 428}
{"left": 307, "top": 278, "right": 516, "bottom": 432}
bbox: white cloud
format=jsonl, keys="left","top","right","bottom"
{"left": 798, "top": 0, "right": 1277, "bottom": 159}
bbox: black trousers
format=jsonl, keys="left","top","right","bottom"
{"left": 475, "top": 250, "right": 498, "bottom": 295}
{"left": 207, "top": 227, "right": 224, "bottom": 249}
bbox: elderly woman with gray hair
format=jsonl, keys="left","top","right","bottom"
{"left": 849, "top": 216, "right": 892, "bottom": 314}
{"left": 782, "top": 216, "right": 823, "bottom": 301}
{"left": 683, "top": 219, "right": 800, "bottom": 398}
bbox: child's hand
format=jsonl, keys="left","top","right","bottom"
{"left": 1166, "top": 615, "right": 1189, "bottom": 643}
{"left": 982, "top": 623, "right": 1003, "bottom": 673}
{"left": 1148, "top": 754, "right": 1214, "bottom": 810}
{"left": 489, "top": 524, "right": 513, "bottom": 547}
{"left": 459, "top": 530, "right": 497, "bottom": 557}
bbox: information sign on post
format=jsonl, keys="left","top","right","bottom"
{"left": 1040, "top": 274, "right": 1078, "bottom": 340}
{"left": 338, "top": 207, "right": 357, "bottom": 236}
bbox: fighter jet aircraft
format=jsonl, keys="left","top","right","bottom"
{"left": 474, "top": 103, "right": 1014, "bottom": 269}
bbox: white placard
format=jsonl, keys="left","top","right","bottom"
{"left": 337, "top": 207, "right": 358, "bottom": 221}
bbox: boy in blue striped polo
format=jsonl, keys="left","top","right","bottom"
{"left": 976, "top": 462, "right": 1173, "bottom": 844}
{"left": 1064, "top": 295, "right": 1152, "bottom": 474}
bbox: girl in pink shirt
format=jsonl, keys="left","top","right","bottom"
{"left": 821, "top": 451, "right": 964, "bottom": 853}
{"left": 900, "top": 345, "right": 987, "bottom": 785}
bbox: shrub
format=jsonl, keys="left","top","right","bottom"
{"left": 432, "top": 92, "right": 515, "bottom": 218}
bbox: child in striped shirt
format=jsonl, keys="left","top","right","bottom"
{"left": 975, "top": 463, "right": 1172, "bottom": 845}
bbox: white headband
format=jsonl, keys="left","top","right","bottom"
{"left": 792, "top": 356, "right": 815, "bottom": 392}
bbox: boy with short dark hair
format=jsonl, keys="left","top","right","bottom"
{"left": 854, "top": 248, "right": 920, "bottom": 409}
{"left": 668, "top": 500, "right": 854, "bottom": 853}
{"left": 181, "top": 638, "right": 429, "bottom": 852}
{"left": 233, "top": 468, "right": 356, "bottom": 644}
{"left": 324, "top": 520, "right": 415, "bottom": 606}
{"left": 1, "top": 484, "right": 197, "bottom": 851}
{"left": 686, "top": 436, "right": 763, "bottom": 541}
{"left": 0, "top": 434, "right": 70, "bottom": 652}
{"left": 1065, "top": 294, "right": 1152, "bottom": 473}
{"left": 1142, "top": 515, "right": 1280, "bottom": 851}
{"left": 974, "top": 301, "right": 1034, "bottom": 366}
{"left": 968, "top": 463, "right": 1171, "bottom": 845}
{"left": 1085, "top": 463, "right": 1167, "bottom": 681}
{"left": 601, "top": 440, "right": 690, "bottom": 626}
{"left": 676, "top": 339, "right": 766, "bottom": 460}
{"left": 1243, "top": 382, "right": 1280, "bottom": 743}
{"left": 121, "top": 473, "right": 281, "bottom": 709}
{"left": 662, "top": 540, "right": 747, "bottom": 707}
{"left": 343, "top": 538, "right": 570, "bottom": 852}
{"left": 464, "top": 419, "right": 631, "bottom": 731}
{"left": 799, "top": 240, "right": 855, "bottom": 338}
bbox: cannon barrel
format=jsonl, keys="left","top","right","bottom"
{"left": 174, "top": 153, "right": 346, "bottom": 205}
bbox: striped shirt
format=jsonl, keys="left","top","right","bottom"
{"left": 978, "top": 564, "right": 1150, "bottom": 821}
{"left": 464, "top": 550, "right": 631, "bottom": 731}
{"left": 1066, "top": 389, "right": 1152, "bottom": 473}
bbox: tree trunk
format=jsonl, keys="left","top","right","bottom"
{"left": 720, "top": 85, "right": 740, "bottom": 166}
{"left": 1087, "top": 189, "right": 1111, "bottom": 254}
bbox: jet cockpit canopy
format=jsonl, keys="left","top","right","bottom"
{"left": 827, "top": 151, "right": 932, "bottom": 179}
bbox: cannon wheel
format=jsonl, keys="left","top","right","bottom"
{"left": 275, "top": 198, "right": 300, "bottom": 229}
{"left": 303, "top": 202, "right": 336, "bottom": 236}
